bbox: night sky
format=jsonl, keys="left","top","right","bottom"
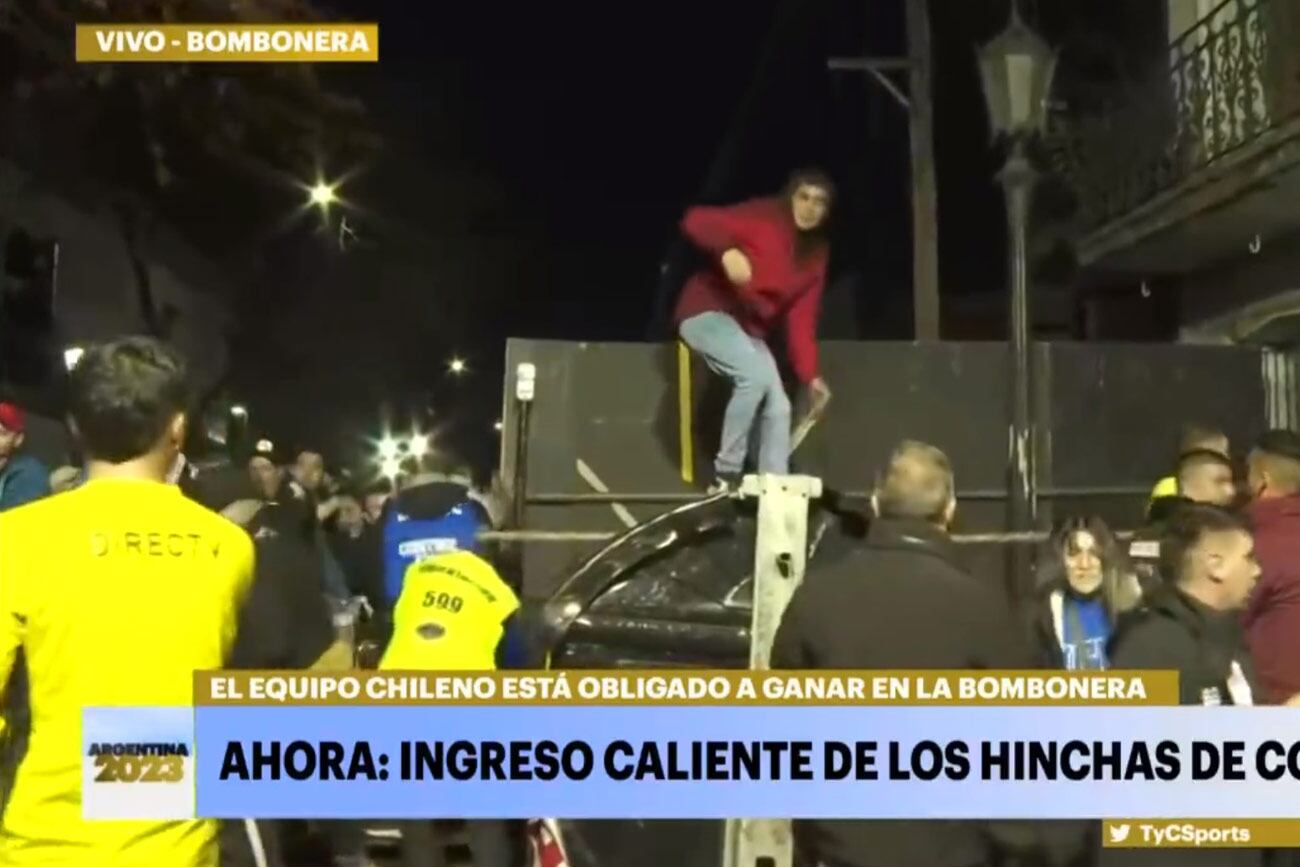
{"left": 222, "top": 0, "right": 1098, "bottom": 476}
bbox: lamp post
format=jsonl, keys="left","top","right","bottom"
{"left": 977, "top": 4, "right": 1056, "bottom": 589}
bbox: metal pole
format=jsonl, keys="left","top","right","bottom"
{"left": 905, "top": 0, "right": 940, "bottom": 340}
{"left": 479, "top": 527, "right": 1135, "bottom": 546}
{"left": 511, "top": 403, "right": 532, "bottom": 531}
{"left": 722, "top": 473, "right": 821, "bottom": 867}
{"left": 998, "top": 138, "right": 1039, "bottom": 592}
{"left": 526, "top": 483, "right": 1153, "bottom": 505}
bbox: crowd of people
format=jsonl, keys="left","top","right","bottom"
{"left": 774, "top": 427, "right": 1300, "bottom": 867}
{"left": 0, "top": 336, "right": 526, "bottom": 866}
{"left": 1, "top": 330, "right": 1299, "bottom": 867}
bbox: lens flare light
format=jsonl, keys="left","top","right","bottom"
{"left": 308, "top": 181, "right": 338, "bottom": 207}
{"left": 377, "top": 437, "right": 400, "bottom": 460}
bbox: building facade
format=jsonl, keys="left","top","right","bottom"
{"left": 1060, "top": 0, "right": 1300, "bottom": 361}
{"left": 0, "top": 159, "right": 234, "bottom": 462}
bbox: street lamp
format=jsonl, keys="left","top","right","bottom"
{"left": 977, "top": 3, "right": 1056, "bottom": 586}
{"left": 977, "top": 6, "right": 1057, "bottom": 141}
{"left": 447, "top": 357, "right": 467, "bottom": 376}
{"left": 308, "top": 181, "right": 338, "bottom": 208}
{"left": 63, "top": 346, "right": 84, "bottom": 371}
{"left": 230, "top": 405, "right": 248, "bottom": 419}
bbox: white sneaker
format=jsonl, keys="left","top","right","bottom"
{"left": 706, "top": 474, "right": 740, "bottom": 495}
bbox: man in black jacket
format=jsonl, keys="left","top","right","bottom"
{"left": 1112, "top": 504, "right": 1260, "bottom": 707}
{"left": 224, "top": 495, "right": 353, "bottom": 867}
{"left": 191, "top": 467, "right": 338, "bottom": 867}
{"left": 189, "top": 464, "right": 335, "bottom": 670}
{"left": 1103, "top": 505, "right": 1264, "bottom": 867}
{"left": 223, "top": 497, "right": 336, "bottom": 671}
{"left": 772, "top": 440, "right": 1035, "bottom": 867}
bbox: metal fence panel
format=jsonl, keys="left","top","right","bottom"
{"left": 502, "top": 339, "right": 1269, "bottom": 602}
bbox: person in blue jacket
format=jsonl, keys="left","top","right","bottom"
{"left": 0, "top": 403, "right": 49, "bottom": 512}
{"left": 376, "top": 450, "right": 528, "bottom": 667}
{"left": 380, "top": 452, "right": 490, "bottom": 604}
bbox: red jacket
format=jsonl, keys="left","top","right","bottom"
{"left": 1243, "top": 495, "right": 1300, "bottom": 703}
{"left": 673, "top": 197, "right": 827, "bottom": 383}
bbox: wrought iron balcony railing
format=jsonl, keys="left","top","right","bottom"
{"left": 1053, "top": 0, "right": 1300, "bottom": 232}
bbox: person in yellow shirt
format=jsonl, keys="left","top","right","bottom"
{"left": 381, "top": 546, "right": 524, "bottom": 867}
{"left": 0, "top": 337, "right": 255, "bottom": 866}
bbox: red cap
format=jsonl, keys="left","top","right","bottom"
{"left": 0, "top": 403, "right": 25, "bottom": 434}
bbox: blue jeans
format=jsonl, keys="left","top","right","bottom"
{"left": 680, "top": 311, "right": 791, "bottom": 476}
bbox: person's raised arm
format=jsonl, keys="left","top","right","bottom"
{"left": 684, "top": 201, "right": 800, "bottom": 326}
{"left": 680, "top": 204, "right": 748, "bottom": 256}
{"left": 681, "top": 204, "right": 760, "bottom": 292}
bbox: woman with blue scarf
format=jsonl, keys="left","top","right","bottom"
{"left": 1031, "top": 516, "right": 1141, "bottom": 670}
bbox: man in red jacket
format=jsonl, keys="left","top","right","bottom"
{"left": 1243, "top": 429, "right": 1300, "bottom": 704}
{"left": 674, "top": 168, "right": 834, "bottom": 492}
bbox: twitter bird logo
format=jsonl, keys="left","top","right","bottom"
{"left": 1108, "top": 824, "right": 1132, "bottom": 844}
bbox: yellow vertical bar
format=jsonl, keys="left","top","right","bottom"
{"left": 677, "top": 341, "right": 694, "bottom": 484}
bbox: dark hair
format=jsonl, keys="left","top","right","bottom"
{"left": 1160, "top": 504, "right": 1250, "bottom": 583}
{"left": 1250, "top": 428, "right": 1300, "bottom": 495}
{"left": 783, "top": 166, "right": 836, "bottom": 204}
{"left": 1036, "top": 516, "right": 1138, "bottom": 619}
{"left": 1254, "top": 428, "right": 1300, "bottom": 463}
{"left": 68, "top": 337, "right": 192, "bottom": 463}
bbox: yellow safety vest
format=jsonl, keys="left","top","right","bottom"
{"left": 1148, "top": 476, "right": 1178, "bottom": 515}
{"left": 380, "top": 550, "right": 519, "bottom": 671}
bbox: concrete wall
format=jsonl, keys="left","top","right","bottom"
{"left": 0, "top": 160, "right": 232, "bottom": 395}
